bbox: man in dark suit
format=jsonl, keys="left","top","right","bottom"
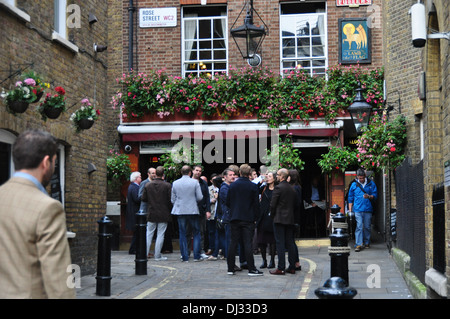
{"left": 126, "top": 171, "right": 141, "bottom": 254}
{"left": 226, "top": 164, "right": 262, "bottom": 276}
{"left": 270, "top": 168, "right": 298, "bottom": 275}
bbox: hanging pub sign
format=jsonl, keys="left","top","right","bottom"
{"left": 338, "top": 18, "right": 371, "bottom": 64}
{"left": 336, "top": 0, "right": 372, "bottom": 6}
{"left": 139, "top": 8, "right": 177, "bottom": 28}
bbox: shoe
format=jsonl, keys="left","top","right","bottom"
{"left": 269, "top": 269, "right": 285, "bottom": 275}
{"left": 207, "top": 256, "right": 218, "bottom": 261}
{"left": 248, "top": 269, "right": 264, "bottom": 276}
{"left": 295, "top": 263, "right": 302, "bottom": 271}
{"left": 260, "top": 261, "right": 267, "bottom": 269}
{"left": 194, "top": 257, "right": 204, "bottom": 262}
{"left": 355, "top": 245, "right": 362, "bottom": 252}
{"left": 286, "top": 268, "right": 296, "bottom": 274}
{"left": 364, "top": 244, "right": 370, "bottom": 249}
{"left": 200, "top": 253, "right": 209, "bottom": 259}
{"left": 267, "top": 260, "right": 275, "bottom": 269}
{"left": 155, "top": 256, "right": 167, "bottom": 261}
{"left": 234, "top": 265, "right": 242, "bottom": 272}
{"left": 205, "top": 249, "right": 212, "bottom": 255}
{"left": 227, "top": 270, "right": 235, "bottom": 275}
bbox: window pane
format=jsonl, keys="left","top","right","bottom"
{"left": 297, "top": 38, "right": 311, "bottom": 57}
{"left": 199, "top": 20, "right": 211, "bottom": 38}
{"left": 184, "top": 20, "right": 197, "bottom": 39}
{"left": 213, "top": 50, "right": 226, "bottom": 60}
{"left": 213, "top": 19, "right": 225, "bottom": 38}
{"left": 199, "top": 51, "right": 212, "bottom": 60}
{"left": 213, "top": 39, "right": 226, "bottom": 49}
{"left": 185, "top": 50, "right": 197, "bottom": 61}
{"left": 199, "top": 40, "right": 212, "bottom": 49}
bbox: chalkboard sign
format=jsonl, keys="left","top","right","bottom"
{"left": 390, "top": 209, "right": 397, "bottom": 241}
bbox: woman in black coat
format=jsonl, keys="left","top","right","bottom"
{"left": 256, "top": 172, "right": 276, "bottom": 269}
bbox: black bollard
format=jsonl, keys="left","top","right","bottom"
{"left": 135, "top": 209, "right": 147, "bottom": 275}
{"left": 315, "top": 277, "right": 357, "bottom": 299}
{"left": 96, "top": 216, "right": 113, "bottom": 296}
{"left": 328, "top": 206, "right": 351, "bottom": 286}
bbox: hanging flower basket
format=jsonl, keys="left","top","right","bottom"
{"left": 7, "top": 100, "right": 29, "bottom": 114}
{"left": 43, "top": 107, "right": 63, "bottom": 119}
{"left": 37, "top": 87, "right": 66, "bottom": 121}
{"left": 70, "top": 98, "right": 100, "bottom": 132}
{"left": 77, "top": 118, "right": 94, "bottom": 130}
{"left": 34, "top": 91, "right": 44, "bottom": 103}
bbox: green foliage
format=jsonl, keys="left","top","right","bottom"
{"left": 356, "top": 113, "right": 407, "bottom": 172}
{"left": 111, "top": 64, "right": 385, "bottom": 128}
{"left": 159, "top": 143, "right": 201, "bottom": 183}
{"left": 264, "top": 135, "right": 305, "bottom": 171}
{"left": 317, "top": 145, "right": 358, "bottom": 174}
{"left": 107, "top": 148, "right": 132, "bottom": 186}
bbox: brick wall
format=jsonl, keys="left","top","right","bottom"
{"left": 120, "top": 0, "right": 384, "bottom": 77}
{"left": 0, "top": 0, "right": 112, "bottom": 275}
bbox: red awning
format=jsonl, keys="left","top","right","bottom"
{"left": 122, "top": 128, "right": 339, "bottom": 142}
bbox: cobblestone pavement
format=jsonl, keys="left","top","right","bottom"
{"left": 76, "top": 236, "right": 413, "bottom": 301}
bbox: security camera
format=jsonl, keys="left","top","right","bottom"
{"left": 410, "top": 2, "right": 427, "bottom": 48}
{"left": 93, "top": 43, "right": 107, "bottom": 52}
{"left": 124, "top": 145, "right": 132, "bottom": 153}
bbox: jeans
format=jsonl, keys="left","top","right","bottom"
{"left": 355, "top": 212, "right": 372, "bottom": 246}
{"left": 213, "top": 225, "right": 227, "bottom": 258}
{"left": 273, "top": 223, "right": 296, "bottom": 271}
{"left": 177, "top": 215, "right": 201, "bottom": 261}
{"left": 227, "top": 220, "right": 256, "bottom": 271}
{"left": 206, "top": 219, "right": 216, "bottom": 252}
{"left": 146, "top": 222, "right": 168, "bottom": 258}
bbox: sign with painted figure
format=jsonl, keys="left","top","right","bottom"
{"left": 139, "top": 8, "right": 177, "bottom": 28}
{"left": 338, "top": 18, "right": 371, "bottom": 64}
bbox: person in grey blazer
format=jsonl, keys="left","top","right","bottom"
{"left": 171, "top": 165, "right": 203, "bottom": 261}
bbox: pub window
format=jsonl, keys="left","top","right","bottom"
{"left": 54, "top": 0, "right": 67, "bottom": 39}
{"left": 280, "top": 2, "right": 327, "bottom": 77}
{"left": 182, "top": 5, "right": 228, "bottom": 78}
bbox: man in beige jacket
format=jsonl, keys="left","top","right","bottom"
{"left": 0, "top": 129, "right": 75, "bottom": 298}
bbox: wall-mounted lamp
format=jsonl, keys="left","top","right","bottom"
{"left": 94, "top": 43, "right": 107, "bottom": 52}
{"left": 88, "top": 163, "right": 97, "bottom": 174}
{"left": 230, "top": 0, "right": 268, "bottom": 60}
{"left": 410, "top": 2, "right": 449, "bottom": 48}
{"left": 89, "top": 13, "right": 98, "bottom": 25}
{"left": 347, "top": 82, "right": 373, "bottom": 135}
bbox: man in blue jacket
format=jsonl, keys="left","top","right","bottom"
{"left": 348, "top": 169, "right": 378, "bottom": 252}
{"left": 226, "top": 164, "right": 263, "bottom": 276}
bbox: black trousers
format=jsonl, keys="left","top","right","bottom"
{"left": 273, "top": 223, "right": 296, "bottom": 271}
{"left": 227, "top": 220, "right": 256, "bottom": 271}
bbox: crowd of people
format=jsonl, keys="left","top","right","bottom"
{"left": 126, "top": 163, "right": 308, "bottom": 276}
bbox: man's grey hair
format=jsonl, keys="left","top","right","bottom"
{"left": 130, "top": 171, "right": 141, "bottom": 182}
{"left": 356, "top": 168, "right": 366, "bottom": 177}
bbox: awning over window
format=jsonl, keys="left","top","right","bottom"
{"left": 118, "top": 120, "right": 343, "bottom": 142}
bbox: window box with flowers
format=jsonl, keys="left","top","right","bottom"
{"left": 37, "top": 86, "right": 66, "bottom": 121}
{"left": 70, "top": 98, "right": 101, "bottom": 131}
{"left": 111, "top": 64, "right": 384, "bottom": 129}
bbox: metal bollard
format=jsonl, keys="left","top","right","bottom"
{"left": 315, "top": 277, "right": 357, "bottom": 299}
{"left": 135, "top": 209, "right": 147, "bottom": 275}
{"left": 315, "top": 205, "right": 357, "bottom": 299}
{"left": 328, "top": 205, "right": 351, "bottom": 285}
{"left": 96, "top": 216, "right": 113, "bottom": 296}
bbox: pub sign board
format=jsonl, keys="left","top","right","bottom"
{"left": 336, "top": 0, "right": 372, "bottom": 6}
{"left": 338, "top": 18, "right": 371, "bottom": 64}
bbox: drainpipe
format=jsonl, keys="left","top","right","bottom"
{"left": 128, "top": 0, "right": 135, "bottom": 71}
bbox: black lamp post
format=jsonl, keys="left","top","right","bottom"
{"left": 347, "top": 82, "right": 373, "bottom": 134}
{"left": 230, "top": 0, "right": 268, "bottom": 60}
